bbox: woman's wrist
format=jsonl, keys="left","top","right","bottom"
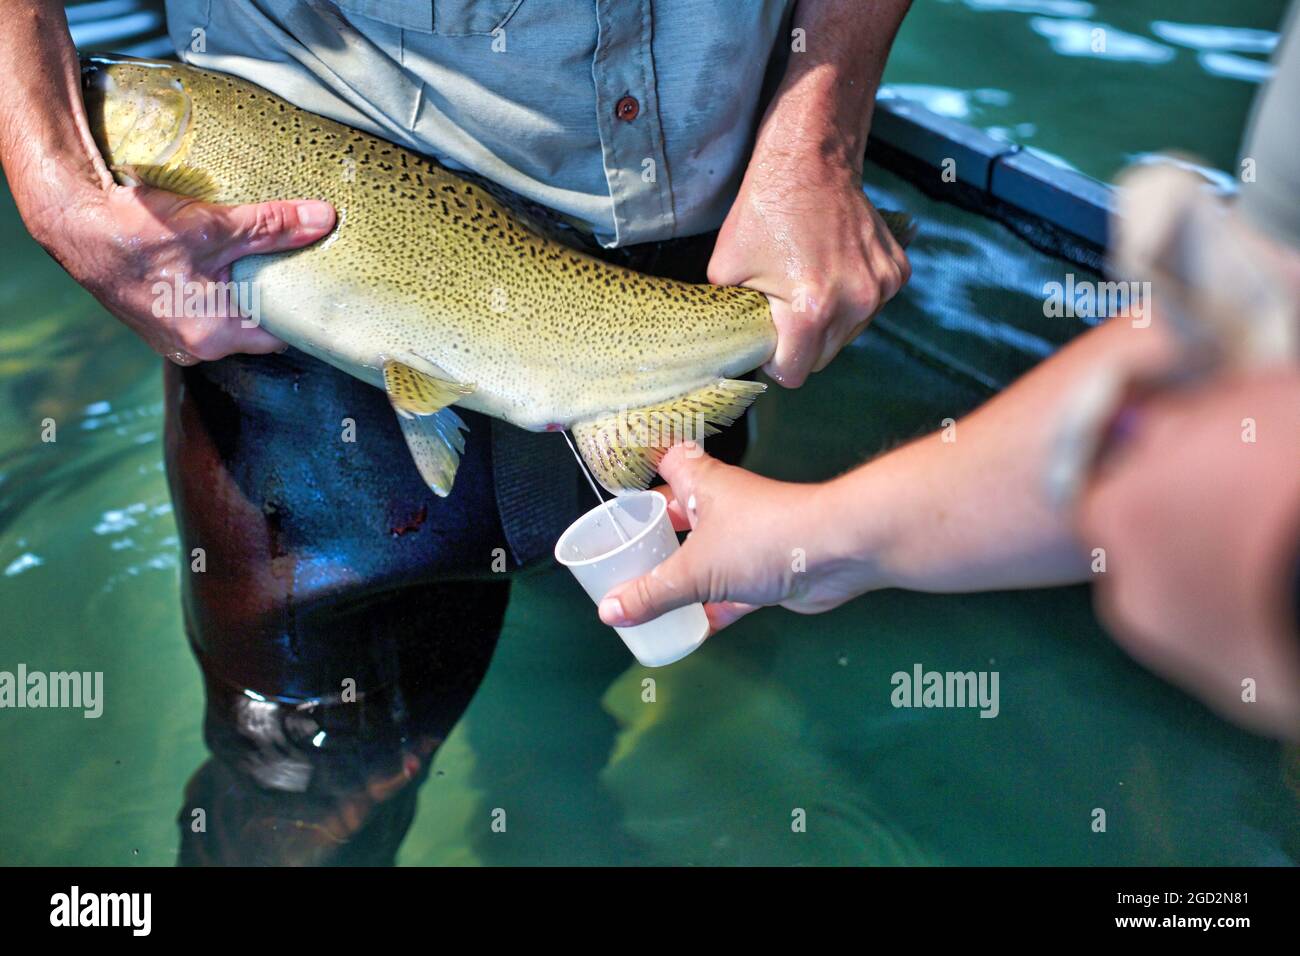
{"left": 807, "top": 460, "right": 904, "bottom": 597}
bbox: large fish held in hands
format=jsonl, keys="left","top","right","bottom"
{"left": 82, "top": 56, "right": 914, "bottom": 495}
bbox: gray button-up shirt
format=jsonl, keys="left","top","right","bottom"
{"left": 165, "top": 0, "right": 794, "bottom": 246}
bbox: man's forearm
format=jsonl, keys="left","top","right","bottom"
{"left": 0, "top": 1, "right": 111, "bottom": 243}
{"left": 756, "top": 0, "right": 912, "bottom": 168}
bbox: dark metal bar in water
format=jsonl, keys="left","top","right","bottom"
{"left": 869, "top": 96, "right": 1116, "bottom": 251}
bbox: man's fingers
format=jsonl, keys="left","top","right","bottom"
{"left": 598, "top": 548, "right": 702, "bottom": 627}
{"left": 205, "top": 199, "right": 336, "bottom": 266}
{"left": 762, "top": 295, "right": 819, "bottom": 388}
{"left": 811, "top": 307, "right": 873, "bottom": 374}
{"left": 166, "top": 199, "right": 327, "bottom": 359}
{"left": 165, "top": 309, "right": 288, "bottom": 362}
{"left": 230, "top": 325, "right": 289, "bottom": 355}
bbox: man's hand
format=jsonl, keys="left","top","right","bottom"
{"left": 708, "top": 158, "right": 910, "bottom": 388}
{"left": 597, "top": 444, "right": 876, "bottom": 634}
{"left": 0, "top": 2, "right": 335, "bottom": 365}
{"left": 33, "top": 181, "right": 335, "bottom": 363}
{"left": 708, "top": 0, "right": 913, "bottom": 388}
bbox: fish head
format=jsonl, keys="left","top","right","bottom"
{"left": 81, "top": 56, "right": 195, "bottom": 174}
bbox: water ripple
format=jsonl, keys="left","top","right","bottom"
{"left": 1030, "top": 18, "right": 1177, "bottom": 63}
{"left": 1151, "top": 21, "right": 1278, "bottom": 53}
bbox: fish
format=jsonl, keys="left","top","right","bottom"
{"left": 81, "top": 55, "right": 915, "bottom": 495}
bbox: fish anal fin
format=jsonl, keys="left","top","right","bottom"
{"left": 571, "top": 378, "right": 765, "bottom": 494}
{"left": 381, "top": 360, "right": 474, "bottom": 496}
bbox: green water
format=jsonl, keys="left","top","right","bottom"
{"left": 2, "top": 0, "right": 1297, "bottom": 865}
{"left": 884, "top": 0, "right": 1285, "bottom": 182}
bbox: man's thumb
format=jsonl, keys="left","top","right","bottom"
{"left": 598, "top": 549, "right": 701, "bottom": 627}
{"left": 210, "top": 199, "right": 336, "bottom": 264}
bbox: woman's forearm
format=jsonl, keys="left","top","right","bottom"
{"left": 828, "top": 317, "right": 1179, "bottom": 593}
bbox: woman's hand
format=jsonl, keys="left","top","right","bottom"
{"left": 28, "top": 180, "right": 335, "bottom": 363}
{"left": 597, "top": 444, "right": 880, "bottom": 633}
{"left": 1075, "top": 369, "right": 1300, "bottom": 736}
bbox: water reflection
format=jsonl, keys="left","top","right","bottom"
{"left": 1150, "top": 21, "right": 1279, "bottom": 53}
{"left": 957, "top": 0, "right": 1096, "bottom": 16}
{"left": 179, "top": 669, "right": 447, "bottom": 866}
{"left": 1198, "top": 50, "right": 1274, "bottom": 82}
{"left": 1029, "top": 17, "right": 1176, "bottom": 62}
{"left": 3, "top": 551, "right": 43, "bottom": 577}
{"left": 878, "top": 83, "right": 1011, "bottom": 120}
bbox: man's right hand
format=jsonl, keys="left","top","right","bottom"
{"left": 0, "top": 2, "right": 336, "bottom": 364}
{"left": 31, "top": 181, "right": 335, "bottom": 364}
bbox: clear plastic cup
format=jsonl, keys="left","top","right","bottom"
{"left": 554, "top": 490, "right": 709, "bottom": 667}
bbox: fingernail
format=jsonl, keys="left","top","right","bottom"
{"left": 298, "top": 201, "right": 333, "bottom": 229}
{"left": 598, "top": 597, "right": 626, "bottom": 625}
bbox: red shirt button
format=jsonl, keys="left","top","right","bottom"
{"left": 615, "top": 95, "right": 640, "bottom": 122}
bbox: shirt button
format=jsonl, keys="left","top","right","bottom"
{"left": 615, "top": 95, "right": 640, "bottom": 122}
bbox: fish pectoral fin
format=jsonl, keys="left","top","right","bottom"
{"left": 382, "top": 359, "right": 474, "bottom": 415}
{"left": 382, "top": 360, "right": 474, "bottom": 497}
{"left": 571, "top": 378, "right": 766, "bottom": 494}
{"left": 113, "top": 163, "right": 219, "bottom": 202}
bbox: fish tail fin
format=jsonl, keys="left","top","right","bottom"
{"left": 877, "top": 208, "right": 919, "bottom": 247}
{"left": 570, "top": 378, "right": 766, "bottom": 494}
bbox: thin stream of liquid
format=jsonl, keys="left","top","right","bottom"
{"left": 562, "top": 431, "right": 632, "bottom": 545}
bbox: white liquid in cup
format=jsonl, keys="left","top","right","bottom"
{"left": 554, "top": 491, "right": 709, "bottom": 667}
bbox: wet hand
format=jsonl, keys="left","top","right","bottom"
{"left": 31, "top": 181, "right": 335, "bottom": 363}
{"left": 708, "top": 158, "right": 909, "bottom": 388}
{"left": 597, "top": 444, "right": 872, "bottom": 634}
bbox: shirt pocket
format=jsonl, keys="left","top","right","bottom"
{"left": 434, "top": 0, "right": 524, "bottom": 36}
{"left": 333, "top": 1, "right": 524, "bottom": 36}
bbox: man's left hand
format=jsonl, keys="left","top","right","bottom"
{"left": 707, "top": 135, "right": 909, "bottom": 390}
